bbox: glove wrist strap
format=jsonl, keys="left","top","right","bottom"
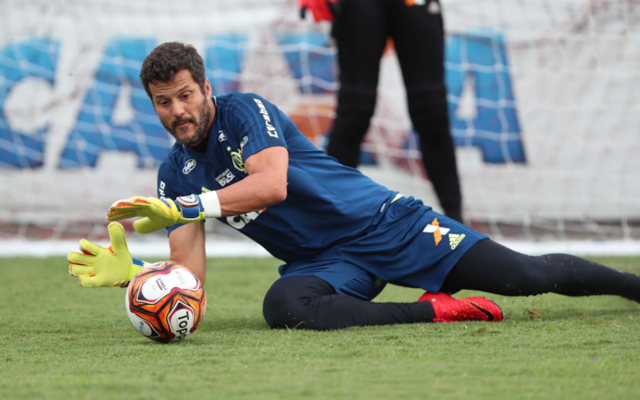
{"left": 175, "top": 195, "right": 205, "bottom": 221}
{"left": 200, "top": 191, "right": 222, "bottom": 218}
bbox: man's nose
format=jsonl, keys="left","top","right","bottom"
{"left": 172, "top": 101, "right": 185, "bottom": 117}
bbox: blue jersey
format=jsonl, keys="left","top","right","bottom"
{"left": 157, "top": 93, "right": 403, "bottom": 263}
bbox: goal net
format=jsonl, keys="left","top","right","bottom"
{"left": 1, "top": 0, "right": 638, "bottom": 255}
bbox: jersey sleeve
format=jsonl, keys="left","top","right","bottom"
{"left": 156, "top": 159, "right": 185, "bottom": 236}
{"left": 227, "top": 93, "right": 289, "bottom": 162}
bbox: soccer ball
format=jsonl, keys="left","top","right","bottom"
{"left": 125, "top": 261, "right": 206, "bottom": 343}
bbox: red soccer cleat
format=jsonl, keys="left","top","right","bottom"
{"left": 418, "top": 292, "right": 503, "bottom": 323}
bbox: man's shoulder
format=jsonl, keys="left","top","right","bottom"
{"left": 217, "top": 92, "right": 271, "bottom": 115}
{"left": 218, "top": 91, "right": 266, "bottom": 103}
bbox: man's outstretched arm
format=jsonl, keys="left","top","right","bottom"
{"left": 90, "top": 145, "right": 288, "bottom": 285}
{"left": 68, "top": 221, "right": 207, "bottom": 287}
{"left": 168, "top": 221, "right": 206, "bottom": 283}
{"left": 107, "top": 146, "right": 289, "bottom": 234}
{"left": 218, "top": 146, "right": 288, "bottom": 216}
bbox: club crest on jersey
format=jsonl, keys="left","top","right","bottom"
{"left": 253, "top": 98, "right": 279, "bottom": 138}
{"left": 182, "top": 159, "right": 197, "bottom": 175}
{"left": 218, "top": 130, "right": 227, "bottom": 142}
{"left": 227, "top": 147, "right": 246, "bottom": 173}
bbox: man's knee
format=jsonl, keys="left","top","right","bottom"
{"left": 262, "top": 279, "right": 300, "bottom": 329}
{"left": 406, "top": 84, "right": 449, "bottom": 128}
{"left": 262, "top": 276, "right": 335, "bottom": 329}
{"left": 335, "top": 86, "right": 377, "bottom": 124}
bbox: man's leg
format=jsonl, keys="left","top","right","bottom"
{"left": 441, "top": 239, "right": 640, "bottom": 302}
{"left": 263, "top": 274, "right": 502, "bottom": 330}
{"left": 262, "top": 276, "right": 435, "bottom": 330}
{"left": 325, "top": 0, "right": 388, "bottom": 167}
{"left": 392, "top": 1, "right": 462, "bottom": 222}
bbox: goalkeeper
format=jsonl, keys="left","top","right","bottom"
{"left": 69, "top": 42, "right": 640, "bottom": 330}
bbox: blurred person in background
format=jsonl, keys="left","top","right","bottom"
{"left": 299, "top": 0, "right": 463, "bottom": 223}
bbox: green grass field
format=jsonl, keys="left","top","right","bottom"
{"left": 1, "top": 256, "right": 639, "bottom": 400}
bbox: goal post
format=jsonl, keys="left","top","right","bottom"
{"left": 0, "top": 0, "right": 638, "bottom": 254}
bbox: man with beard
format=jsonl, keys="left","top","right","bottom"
{"left": 68, "top": 42, "right": 640, "bottom": 330}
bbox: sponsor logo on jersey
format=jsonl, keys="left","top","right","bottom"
{"left": 182, "top": 159, "right": 197, "bottom": 174}
{"left": 227, "top": 210, "right": 264, "bottom": 230}
{"left": 216, "top": 168, "right": 235, "bottom": 187}
{"left": 449, "top": 233, "right": 465, "bottom": 250}
{"left": 240, "top": 136, "right": 248, "bottom": 149}
{"left": 253, "top": 98, "right": 279, "bottom": 138}
{"left": 159, "top": 181, "right": 166, "bottom": 197}
{"left": 218, "top": 130, "right": 227, "bottom": 142}
{"left": 423, "top": 218, "right": 450, "bottom": 246}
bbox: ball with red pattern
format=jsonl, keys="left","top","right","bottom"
{"left": 125, "top": 261, "right": 206, "bottom": 343}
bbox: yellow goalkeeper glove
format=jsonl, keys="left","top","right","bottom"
{"left": 106, "top": 195, "right": 205, "bottom": 234}
{"left": 68, "top": 222, "right": 145, "bottom": 288}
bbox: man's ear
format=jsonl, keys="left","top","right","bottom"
{"left": 204, "top": 78, "right": 212, "bottom": 97}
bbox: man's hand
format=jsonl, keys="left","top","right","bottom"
{"left": 299, "top": 0, "right": 340, "bottom": 22}
{"left": 68, "top": 222, "right": 142, "bottom": 288}
{"left": 107, "top": 195, "right": 204, "bottom": 234}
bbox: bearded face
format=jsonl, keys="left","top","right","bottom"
{"left": 149, "top": 69, "right": 214, "bottom": 147}
{"left": 162, "top": 96, "right": 212, "bottom": 146}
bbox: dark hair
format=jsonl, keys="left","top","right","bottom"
{"left": 140, "top": 42, "right": 206, "bottom": 99}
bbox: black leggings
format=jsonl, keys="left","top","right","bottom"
{"left": 442, "top": 240, "right": 640, "bottom": 301}
{"left": 262, "top": 240, "right": 640, "bottom": 330}
{"left": 326, "top": 0, "right": 462, "bottom": 221}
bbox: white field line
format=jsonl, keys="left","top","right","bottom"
{"left": 1, "top": 240, "right": 640, "bottom": 258}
